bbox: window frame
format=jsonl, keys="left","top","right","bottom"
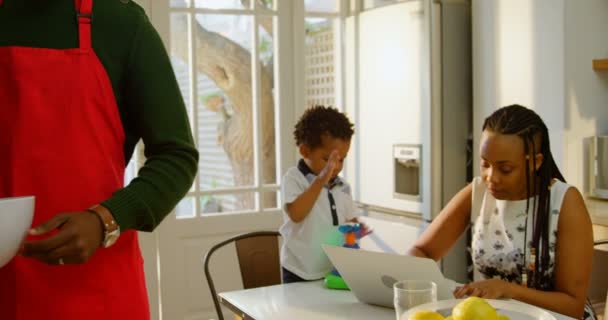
{"left": 147, "top": 0, "right": 351, "bottom": 217}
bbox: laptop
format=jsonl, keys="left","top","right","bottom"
{"left": 322, "top": 244, "right": 458, "bottom": 308}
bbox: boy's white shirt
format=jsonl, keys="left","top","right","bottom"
{"left": 279, "top": 162, "right": 361, "bottom": 280}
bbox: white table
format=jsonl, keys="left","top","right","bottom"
{"left": 219, "top": 281, "right": 574, "bottom": 320}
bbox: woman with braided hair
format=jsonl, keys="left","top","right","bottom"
{"left": 408, "top": 105, "right": 595, "bottom": 319}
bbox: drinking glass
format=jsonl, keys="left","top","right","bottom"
{"left": 393, "top": 280, "right": 437, "bottom": 320}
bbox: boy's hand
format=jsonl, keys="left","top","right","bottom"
{"left": 318, "top": 150, "right": 339, "bottom": 185}
{"left": 348, "top": 218, "right": 374, "bottom": 238}
{"left": 359, "top": 222, "right": 374, "bottom": 237}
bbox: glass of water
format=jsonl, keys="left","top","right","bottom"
{"left": 393, "top": 280, "right": 437, "bottom": 320}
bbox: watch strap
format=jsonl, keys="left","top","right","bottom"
{"left": 88, "top": 205, "right": 119, "bottom": 234}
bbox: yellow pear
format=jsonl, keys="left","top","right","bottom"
{"left": 407, "top": 310, "right": 445, "bottom": 320}
{"left": 452, "top": 297, "right": 498, "bottom": 320}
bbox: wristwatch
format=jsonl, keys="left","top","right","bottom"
{"left": 88, "top": 205, "right": 120, "bottom": 248}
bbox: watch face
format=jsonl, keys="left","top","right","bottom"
{"left": 104, "top": 230, "right": 120, "bottom": 248}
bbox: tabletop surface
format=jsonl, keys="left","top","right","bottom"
{"left": 219, "top": 281, "right": 574, "bottom": 320}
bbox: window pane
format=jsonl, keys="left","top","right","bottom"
{"left": 363, "top": 0, "right": 405, "bottom": 10}
{"left": 176, "top": 196, "right": 196, "bottom": 219}
{"left": 169, "top": 13, "right": 194, "bottom": 134}
{"left": 200, "top": 192, "right": 256, "bottom": 214}
{"left": 263, "top": 191, "right": 279, "bottom": 210}
{"left": 194, "top": 14, "right": 254, "bottom": 197}
{"left": 257, "top": 0, "right": 274, "bottom": 10}
{"left": 195, "top": 0, "right": 248, "bottom": 10}
{"left": 305, "top": 18, "right": 339, "bottom": 108}
{"left": 305, "top": 0, "right": 339, "bottom": 13}
{"left": 259, "top": 17, "right": 278, "bottom": 186}
{"left": 171, "top": 0, "right": 190, "bottom": 8}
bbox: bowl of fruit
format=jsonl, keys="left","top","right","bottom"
{"left": 401, "top": 297, "right": 556, "bottom": 320}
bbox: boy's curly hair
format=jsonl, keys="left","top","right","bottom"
{"left": 293, "top": 106, "right": 355, "bottom": 148}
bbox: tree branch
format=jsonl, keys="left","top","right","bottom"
{"left": 171, "top": 15, "right": 277, "bottom": 209}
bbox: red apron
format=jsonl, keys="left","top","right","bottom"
{"left": 0, "top": 0, "right": 150, "bottom": 318}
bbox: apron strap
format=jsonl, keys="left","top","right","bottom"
{"left": 75, "top": 0, "right": 93, "bottom": 49}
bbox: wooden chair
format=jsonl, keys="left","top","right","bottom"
{"left": 203, "top": 231, "right": 282, "bottom": 320}
{"left": 589, "top": 240, "right": 608, "bottom": 319}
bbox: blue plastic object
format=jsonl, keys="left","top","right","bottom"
{"left": 324, "top": 223, "right": 363, "bottom": 290}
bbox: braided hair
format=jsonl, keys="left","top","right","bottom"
{"left": 482, "top": 104, "right": 565, "bottom": 290}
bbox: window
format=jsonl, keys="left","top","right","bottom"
{"left": 304, "top": 0, "right": 343, "bottom": 110}
{"left": 146, "top": 0, "right": 350, "bottom": 218}
{"left": 168, "top": 0, "right": 280, "bottom": 217}
{"left": 363, "top": 0, "right": 407, "bottom": 10}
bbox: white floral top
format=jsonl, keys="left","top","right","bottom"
{"left": 470, "top": 177, "right": 595, "bottom": 319}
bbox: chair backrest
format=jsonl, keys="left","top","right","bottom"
{"left": 588, "top": 240, "right": 608, "bottom": 319}
{"left": 204, "top": 231, "right": 281, "bottom": 320}
{"left": 594, "top": 240, "right": 608, "bottom": 246}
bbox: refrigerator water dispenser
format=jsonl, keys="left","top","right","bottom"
{"left": 393, "top": 144, "right": 422, "bottom": 201}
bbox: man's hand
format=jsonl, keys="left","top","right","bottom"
{"left": 21, "top": 211, "right": 104, "bottom": 265}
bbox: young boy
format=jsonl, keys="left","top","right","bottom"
{"left": 280, "top": 106, "right": 361, "bottom": 283}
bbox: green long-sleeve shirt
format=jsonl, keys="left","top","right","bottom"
{"left": 0, "top": 0, "right": 199, "bottom": 231}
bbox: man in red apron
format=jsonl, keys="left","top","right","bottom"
{"left": 0, "top": 0, "right": 152, "bottom": 318}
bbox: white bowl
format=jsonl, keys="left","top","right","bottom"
{"left": 0, "top": 196, "right": 35, "bottom": 267}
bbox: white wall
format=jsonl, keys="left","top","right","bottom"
{"left": 472, "top": 0, "right": 565, "bottom": 173}
{"left": 472, "top": 0, "right": 608, "bottom": 224}
{"left": 563, "top": 0, "right": 608, "bottom": 225}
